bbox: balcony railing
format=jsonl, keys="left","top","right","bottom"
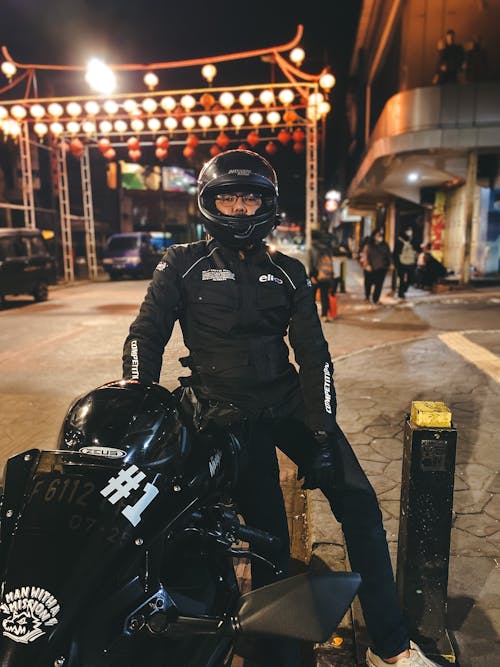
{"left": 370, "top": 81, "right": 500, "bottom": 143}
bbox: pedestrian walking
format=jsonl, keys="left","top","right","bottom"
{"left": 394, "top": 227, "right": 418, "bottom": 300}
{"left": 361, "top": 229, "right": 394, "bottom": 304}
{"left": 308, "top": 230, "right": 338, "bottom": 322}
{"left": 122, "top": 149, "right": 441, "bottom": 667}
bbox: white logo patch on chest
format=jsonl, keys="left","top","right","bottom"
{"left": 202, "top": 269, "right": 235, "bottom": 281}
{"left": 259, "top": 274, "right": 283, "bottom": 284}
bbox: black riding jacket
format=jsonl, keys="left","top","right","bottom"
{"left": 122, "top": 238, "right": 336, "bottom": 433}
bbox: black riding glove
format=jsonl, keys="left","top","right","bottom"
{"left": 300, "top": 431, "right": 336, "bottom": 490}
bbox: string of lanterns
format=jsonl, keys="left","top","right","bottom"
{"left": 0, "top": 88, "right": 325, "bottom": 161}
{"left": 0, "top": 27, "right": 335, "bottom": 163}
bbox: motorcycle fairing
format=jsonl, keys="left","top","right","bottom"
{"left": 0, "top": 441, "right": 235, "bottom": 666}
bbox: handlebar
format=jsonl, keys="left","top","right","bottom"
{"left": 231, "top": 520, "right": 282, "bottom": 552}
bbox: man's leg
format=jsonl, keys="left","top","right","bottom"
{"left": 364, "top": 271, "right": 373, "bottom": 301}
{"left": 372, "top": 269, "right": 386, "bottom": 304}
{"left": 273, "top": 418, "right": 409, "bottom": 661}
{"left": 232, "top": 419, "right": 291, "bottom": 588}
{"left": 397, "top": 268, "right": 406, "bottom": 298}
{"left": 318, "top": 280, "right": 330, "bottom": 317}
{"left": 232, "top": 419, "right": 301, "bottom": 667}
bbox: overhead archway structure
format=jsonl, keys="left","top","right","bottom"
{"left": 0, "top": 25, "right": 335, "bottom": 281}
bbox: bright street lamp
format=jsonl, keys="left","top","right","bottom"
{"left": 85, "top": 58, "right": 116, "bottom": 95}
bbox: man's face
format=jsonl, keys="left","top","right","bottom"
{"left": 214, "top": 192, "right": 262, "bottom": 217}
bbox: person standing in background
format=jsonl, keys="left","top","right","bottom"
{"left": 394, "top": 227, "right": 418, "bottom": 300}
{"left": 308, "top": 230, "right": 338, "bottom": 322}
{"left": 433, "top": 29, "right": 465, "bottom": 84}
{"left": 361, "top": 229, "right": 394, "bottom": 305}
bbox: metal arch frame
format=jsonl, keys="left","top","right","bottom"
{"left": 10, "top": 84, "right": 322, "bottom": 280}
{"left": 1, "top": 26, "right": 333, "bottom": 280}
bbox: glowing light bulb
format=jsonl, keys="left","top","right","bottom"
{"left": 144, "top": 72, "right": 159, "bottom": 90}
{"left": 219, "top": 92, "right": 235, "bottom": 110}
{"left": 84, "top": 101, "right": 100, "bottom": 116}
{"left": 66, "top": 102, "right": 82, "bottom": 118}
{"left": 48, "top": 103, "right": 64, "bottom": 118}
{"left": 11, "top": 105, "right": 27, "bottom": 120}
{"left": 289, "top": 48, "right": 305, "bottom": 67}
{"left": 29, "top": 104, "right": 46, "bottom": 119}
{"left": 142, "top": 98, "right": 158, "bottom": 114}
{"left": 180, "top": 95, "right": 196, "bottom": 111}
{"left": 239, "top": 92, "right": 254, "bottom": 109}
{"left": 201, "top": 64, "right": 217, "bottom": 83}
{"left": 319, "top": 72, "right": 336, "bottom": 92}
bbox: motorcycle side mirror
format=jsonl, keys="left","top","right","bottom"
{"left": 150, "top": 571, "right": 360, "bottom": 643}
{"left": 234, "top": 571, "right": 361, "bottom": 643}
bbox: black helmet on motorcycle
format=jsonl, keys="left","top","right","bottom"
{"left": 57, "top": 380, "right": 187, "bottom": 467}
{"left": 197, "top": 149, "right": 279, "bottom": 249}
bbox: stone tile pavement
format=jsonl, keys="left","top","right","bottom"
{"left": 306, "top": 262, "right": 500, "bottom": 667}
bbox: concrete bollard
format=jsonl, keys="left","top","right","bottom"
{"left": 396, "top": 401, "right": 457, "bottom": 663}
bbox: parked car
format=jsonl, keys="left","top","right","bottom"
{"left": 102, "top": 232, "right": 162, "bottom": 280}
{"left": 0, "top": 228, "right": 57, "bottom": 305}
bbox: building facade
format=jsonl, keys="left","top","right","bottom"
{"left": 345, "top": 0, "right": 500, "bottom": 281}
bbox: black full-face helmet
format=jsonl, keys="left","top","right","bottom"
{"left": 198, "top": 149, "right": 279, "bottom": 249}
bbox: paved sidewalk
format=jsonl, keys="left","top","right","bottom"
{"left": 307, "top": 261, "right": 500, "bottom": 667}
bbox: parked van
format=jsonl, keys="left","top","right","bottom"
{"left": 0, "top": 228, "right": 57, "bottom": 305}
{"left": 102, "top": 232, "right": 162, "bottom": 280}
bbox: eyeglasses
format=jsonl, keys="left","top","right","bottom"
{"left": 215, "top": 193, "right": 262, "bottom": 206}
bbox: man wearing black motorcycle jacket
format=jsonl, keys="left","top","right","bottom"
{"left": 122, "top": 150, "right": 439, "bottom": 667}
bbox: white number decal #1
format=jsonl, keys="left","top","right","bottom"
{"left": 100, "top": 464, "right": 159, "bottom": 527}
{"left": 1, "top": 586, "right": 60, "bottom": 644}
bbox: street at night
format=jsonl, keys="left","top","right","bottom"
{"left": 1, "top": 267, "right": 499, "bottom": 666}
{"left": 1, "top": 0, "right": 500, "bottom": 665}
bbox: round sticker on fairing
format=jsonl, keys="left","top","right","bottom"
{"left": 80, "top": 446, "right": 126, "bottom": 458}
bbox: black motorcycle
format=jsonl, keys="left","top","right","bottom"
{"left": 0, "top": 380, "right": 360, "bottom": 666}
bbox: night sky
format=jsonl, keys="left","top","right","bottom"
{"left": 1, "top": 1, "right": 362, "bottom": 209}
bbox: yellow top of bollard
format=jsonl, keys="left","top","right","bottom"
{"left": 410, "top": 401, "right": 452, "bottom": 428}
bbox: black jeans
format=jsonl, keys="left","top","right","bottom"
{"left": 233, "top": 417, "right": 409, "bottom": 662}
{"left": 364, "top": 268, "right": 387, "bottom": 303}
{"left": 397, "top": 264, "right": 415, "bottom": 297}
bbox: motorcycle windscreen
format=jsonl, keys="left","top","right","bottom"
{"left": 0, "top": 450, "right": 175, "bottom": 665}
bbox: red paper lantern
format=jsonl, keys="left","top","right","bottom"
{"left": 128, "top": 149, "right": 141, "bottom": 161}
{"left": 265, "top": 141, "right": 278, "bottom": 155}
{"left": 292, "top": 128, "right": 305, "bottom": 143}
{"left": 186, "top": 133, "right": 199, "bottom": 148}
{"left": 246, "top": 131, "right": 260, "bottom": 147}
{"left": 209, "top": 145, "right": 221, "bottom": 157}
{"left": 277, "top": 129, "right": 291, "bottom": 145}
{"left": 293, "top": 142, "right": 305, "bottom": 154}
{"left": 127, "top": 136, "right": 140, "bottom": 151}
{"left": 200, "top": 93, "right": 215, "bottom": 110}
{"left": 283, "top": 110, "right": 298, "bottom": 125}
{"left": 103, "top": 148, "right": 116, "bottom": 161}
{"left": 97, "top": 138, "right": 111, "bottom": 153}
{"left": 183, "top": 145, "right": 195, "bottom": 159}
{"left": 238, "top": 143, "right": 249, "bottom": 150}
{"left": 69, "top": 138, "right": 84, "bottom": 158}
{"left": 173, "top": 105, "right": 184, "bottom": 120}
{"left": 155, "top": 135, "right": 169, "bottom": 150}
{"left": 216, "top": 132, "right": 230, "bottom": 149}
{"left": 155, "top": 147, "right": 167, "bottom": 161}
